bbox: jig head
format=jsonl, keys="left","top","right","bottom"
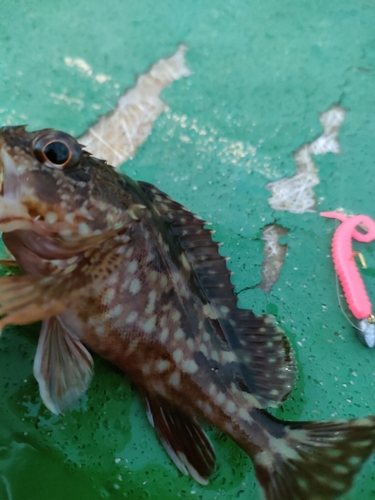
{"left": 321, "top": 211, "right": 375, "bottom": 348}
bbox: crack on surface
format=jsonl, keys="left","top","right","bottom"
{"left": 266, "top": 106, "right": 345, "bottom": 213}
{"left": 259, "top": 224, "right": 289, "bottom": 293}
{"left": 78, "top": 45, "right": 192, "bottom": 168}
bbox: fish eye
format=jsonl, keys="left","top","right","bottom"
{"left": 31, "top": 130, "right": 82, "bottom": 169}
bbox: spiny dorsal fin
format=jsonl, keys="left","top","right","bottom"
{"left": 139, "top": 181, "right": 296, "bottom": 408}
{"left": 34, "top": 316, "right": 93, "bottom": 414}
{"left": 143, "top": 392, "right": 216, "bottom": 484}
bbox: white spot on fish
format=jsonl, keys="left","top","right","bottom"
{"left": 179, "top": 253, "right": 190, "bottom": 271}
{"left": 95, "top": 324, "right": 105, "bottom": 335}
{"left": 102, "top": 288, "right": 115, "bottom": 305}
{"left": 203, "top": 304, "right": 218, "bottom": 320}
{"left": 107, "top": 304, "right": 123, "bottom": 318}
{"left": 171, "top": 310, "right": 181, "bottom": 322}
{"left": 174, "top": 328, "right": 185, "bottom": 340}
{"left": 45, "top": 212, "right": 58, "bottom": 224}
{"left": 107, "top": 272, "right": 119, "bottom": 286}
{"left": 148, "top": 270, "right": 158, "bottom": 283}
{"left": 200, "top": 344, "right": 208, "bottom": 356}
{"left": 116, "top": 246, "right": 127, "bottom": 254}
{"left": 125, "top": 311, "right": 138, "bottom": 324}
{"left": 160, "top": 328, "right": 169, "bottom": 343}
{"left": 156, "top": 360, "right": 170, "bottom": 372}
{"left": 129, "top": 278, "right": 141, "bottom": 295}
{"left": 216, "top": 392, "right": 225, "bottom": 404}
{"left": 126, "top": 338, "right": 140, "bottom": 352}
{"left": 211, "top": 350, "right": 219, "bottom": 362}
{"left": 78, "top": 222, "right": 91, "bottom": 236}
{"left": 173, "top": 349, "right": 183, "bottom": 363}
{"left": 254, "top": 450, "right": 273, "bottom": 468}
{"left": 242, "top": 393, "right": 262, "bottom": 408}
{"left": 203, "top": 402, "right": 213, "bottom": 415}
{"left": 64, "top": 212, "right": 76, "bottom": 224}
{"left": 64, "top": 263, "right": 77, "bottom": 274}
{"left": 225, "top": 400, "right": 236, "bottom": 414}
{"left": 186, "top": 338, "right": 195, "bottom": 350}
{"left": 142, "top": 315, "right": 157, "bottom": 333}
{"left": 145, "top": 290, "right": 157, "bottom": 315}
{"left": 238, "top": 408, "right": 252, "bottom": 423}
{"left": 224, "top": 422, "right": 234, "bottom": 433}
{"left": 182, "top": 359, "right": 198, "bottom": 374}
{"left": 169, "top": 371, "right": 181, "bottom": 387}
{"left": 125, "top": 247, "right": 134, "bottom": 258}
{"left": 203, "top": 331, "right": 210, "bottom": 342}
{"left": 127, "top": 260, "right": 138, "bottom": 274}
{"left": 222, "top": 351, "right": 236, "bottom": 363}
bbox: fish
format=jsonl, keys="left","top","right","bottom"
{"left": 0, "top": 125, "right": 375, "bottom": 500}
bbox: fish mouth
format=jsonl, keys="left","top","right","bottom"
{"left": 0, "top": 147, "right": 37, "bottom": 233}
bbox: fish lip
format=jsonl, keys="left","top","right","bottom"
{"left": 1, "top": 146, "right": 20, "bottom": 201}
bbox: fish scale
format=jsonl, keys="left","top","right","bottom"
{"left": 0, "top": 125, "right": 375, "bottom": 500}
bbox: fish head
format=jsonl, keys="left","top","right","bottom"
{"left": 0, "top": 126, "right": 141, "bottom": 256}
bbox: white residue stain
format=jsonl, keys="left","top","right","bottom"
{"left": 78, "top": 45, "right": 192, "bottom": 167}
{"left": 50, "top": 93, "right": 84, "bottom": 110}
{"left": 266, "top": 106, "right": 345, "bottom": 213}
{"left": 64, "top": 56, "right": 112, "bottom": 83}
{"left": 64, "top": 57, "right": 93, "bottom": 75}
{"left": 166, "top": 112, "right": 257, "bottom": 171}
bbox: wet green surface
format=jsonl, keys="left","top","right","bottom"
{"left": 1, "top": 1, "right": 375, "bottom": 499}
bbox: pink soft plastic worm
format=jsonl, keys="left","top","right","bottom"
{"left": 320, "top": 211, "right": 375, "bottom": 320}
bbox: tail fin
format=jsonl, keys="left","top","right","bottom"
{"left": 253, "top": 416, "right": 375, "bottom": 500}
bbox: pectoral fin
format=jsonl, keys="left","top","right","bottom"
{"left": 33, "top": 316, "right": 93, "bottom": 414}
{"left": 0, "top": 271, "right": 91, "bottom": 331}
{"left": 0, "top": 275, "right": 67, "bottom": 330}
{"left": 143, "top": 393, "right": 216, "bottom": 484}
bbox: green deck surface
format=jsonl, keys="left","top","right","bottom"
{"left": 1, "top": 1, "right": 375, "bottom": 499}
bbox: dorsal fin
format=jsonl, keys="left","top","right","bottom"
{"left": 138, "top": 181, "right": 235, "bottom": 306}
{"left": 138, "top": 181, "right": 296, "bottom": 407}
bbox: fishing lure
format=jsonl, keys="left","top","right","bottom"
{"left": 321, "top": 211, "right": 375, "bottom": 347}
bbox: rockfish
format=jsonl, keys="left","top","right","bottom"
{"left": 0, "top": 125, "right": 374, "bottom": 500}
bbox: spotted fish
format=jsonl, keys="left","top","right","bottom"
{"left": 0, "top": 125, "right": 375, "bottom": 500}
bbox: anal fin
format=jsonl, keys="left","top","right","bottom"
{"left": 33, "top": 316, "right": 93, "bottom": 414}
{"left": 143, "top": 393, "right": 216, "bottom": 484}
